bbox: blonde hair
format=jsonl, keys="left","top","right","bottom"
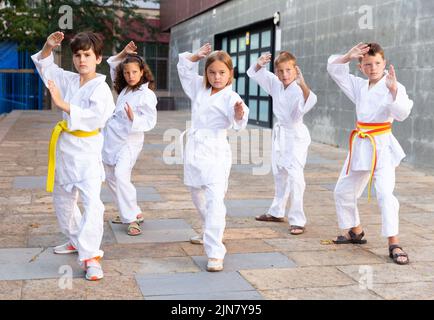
{"left": 204, "top": 50, "right": 234, "bottom": 88}
{"left": 274, "top": 51, "right": 297, "bottom": 68}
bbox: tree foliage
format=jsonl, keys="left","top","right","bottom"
{"left": 0, "top": 0, "right": 159, "bottom": 51}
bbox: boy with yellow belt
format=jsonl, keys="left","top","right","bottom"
{"left": 32, "top": 31, "right": 115, "bottom": 280}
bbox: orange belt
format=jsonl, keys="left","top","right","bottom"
{"left": 346, "top": 121, "right": 392, "bottom": 201}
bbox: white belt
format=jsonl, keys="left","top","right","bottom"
{"left": 272, "top": 122, "right": 304, "bottom": 153}
{"left": 179, "top": 128, "right": 227, "bottom": 160}
{"left": 273, "top": 123, "right": 285, "bottom": 154}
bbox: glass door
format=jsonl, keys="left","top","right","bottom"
{"left": 217, "top": 23, "right": 274, "bottom": 128}
{"left": 246, "top": 29, "right": 273, "bottom": 127}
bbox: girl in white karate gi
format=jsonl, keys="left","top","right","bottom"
{"left": 102, "top": 41, "right": 157, "bottom": 236}
{"left": 177, "top": 43, "right": 249, "bottom": 272}
{"left": 31, "top": 31, "right": 115, "bottom": 281}
{"left": 247, "top": 52, "right": 317, "bottom": 235}
{"left": 327, "top": 43, "right": 413, "bottom": 265}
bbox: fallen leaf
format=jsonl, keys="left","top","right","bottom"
{"left": 320, "top": 239, "right": 333, "bottom": 245}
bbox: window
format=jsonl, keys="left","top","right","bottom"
{"left": 144, "top": 42, "right": 168, "bottom": 90}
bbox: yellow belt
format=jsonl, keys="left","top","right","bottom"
{"left": 346, "top": 121, "right": 392, "bottom": 201}
{"left": 46, "top": 120, "right": 100, "bottom": 192}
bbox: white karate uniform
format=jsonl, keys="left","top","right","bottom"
{"left": 177, "top": 52, "right": 249, "bottom": 259}
{"left": 247, "top": 65, "right": 317, "bottom": 227}
{"left": 327, "top": 54, "right": 413, "bottom": 237}
{"left": 102, "top": 56, "right": 157, "bottom": 223}
{"left": 31, "top": 51, "right": 115, "bottom": 262}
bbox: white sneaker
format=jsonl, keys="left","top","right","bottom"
{"left": 207, "top": 259, "right": 224, "bottom": 272}
{"left": 190, "top": 234, "right": 203, "bottom": 245}
{"left": 53, "top": 242, "right": 77, "bottom": 254}
{"left": 84, "top": 258, "right": 104, "bottom": 281}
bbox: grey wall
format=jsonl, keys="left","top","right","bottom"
{"left": 167, "top": 0, "right": 434, "bottom": 170}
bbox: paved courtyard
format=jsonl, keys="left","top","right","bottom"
{"left": 0, "top": 109, "right": 433, "bottom": 300}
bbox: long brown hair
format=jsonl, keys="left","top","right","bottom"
{"left": 204, "top": 50, "right": 234, "bottom": 88}
{"left": 113, "top": 54, "right": 155, "bottom": 94}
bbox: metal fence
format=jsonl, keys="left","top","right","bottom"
{"left": 0, "top": 44, "right": 44, "bottom": 114}
{"left": 0, "top": 69, "right": 44, "bottom": 114}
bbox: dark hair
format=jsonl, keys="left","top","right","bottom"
{"left": 113, "top": 54, "right": 155, "bottom": 93}
{"left": 359, "top": 43, "right": 385, "bottom": 62}
{"left": 274, "top": 51, "right": 297, "bottom": 67}
{"left": 70, "top": 32, "right": 104, "bottom": 57}
{"left": 204, "top": 50, "right": 233, "bottom": 88}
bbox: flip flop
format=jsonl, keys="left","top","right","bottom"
{"left": 289, "top": 225, "right": 305, "bottom": 235}
{"left": 255, "top": 213, "right": 284, "bottom": 222}
{"left": 111, "top": 215, "right": 123, "bottom": 224}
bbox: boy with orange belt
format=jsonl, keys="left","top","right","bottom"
{"left": 327, "top": 43, "right": 413, "bottom": 265}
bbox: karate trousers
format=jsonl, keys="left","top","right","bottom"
{"left": 53, "top": 178, "right": 105, "bottom": 262}
{"left": 268, "top": 163, "right": 307, "bottom": 227}
{"left": 189, "top": 182, "right": 227, "bottom": 259}
{"left": 334, "top": 164, "right": 399, "bottom": 237}
{"left": 104, "top": 145, "right": 142, "bottom": 224}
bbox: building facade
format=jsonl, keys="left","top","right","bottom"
{"left": 161, "top": 0, "right": 434, "bottom": 171}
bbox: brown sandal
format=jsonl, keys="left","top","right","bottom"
{"left": 389, "top": 244, "right": 409, "bottom": 265}
{"left": 255, "top": 213, "right": 284, "bottom": 222}
{"left": 127, "top": 222, "right": 141, "bottom": 236}
{"left": 333, "top": 229, "right": 367, "bottom": 244}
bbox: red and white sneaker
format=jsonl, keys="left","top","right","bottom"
{"left": 84, "top": 258, "right": 104, "bottom": 281}
{"left": 53, "top": 242, "right": 77, "bottom": 254}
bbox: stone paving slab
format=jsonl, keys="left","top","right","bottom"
{"left": 100, "top": 186, "right": 162, "bottom": 202}
{"left": 12, "top": 176, "right": 162, "bottom": 202}
{"left": 259, "top": 285, "right": 382, "bottom": 300}
{"left": 337, "top": 262, "right": 434, "bottom": 284}
{"left": 240, "top": 266, "right": 356, "bottom": 290}
{"left": 27, "top": 233, "right": 69, "bottom": 248}
{"left": 21, "top": 276, "right": 144, "bottom": 300}
{"left": 145, "top": 290, "right": 263, "bottom": 300}
{"left": 102, "top": 243, "right": 186, "bottom": 260}
{"left": 306, "top": 155, "right": 336, "bottom": 164}
{"left": 368, "top": 281, "right": 434, "bottom": 300}
{"left": 0, "top": 248, "right": 83, "bottom": 281}
{"left": 284, "top": 247, "right": 385, "bottom": 267}
{"left": 0, "top": 280, "right": 23, "bottom": 300}
{"left": 191, "top": 252, "right": 296, "bottom": 272}
{"left": 264, "top": 238, "right": 351, "bottom": 252}
{"left": 109, "top": 219, "right": 198, "bottom": 244}
{"left": 2, "top": 110, "right": 434, "bottom": 300}
{"left": 224, "top": 227, "right": 281, "bottom": 240}
{"left": 231, "top": 164, "right": 269, "bottom": 174}
{"left": 142, "top": 143, "right": 168, "bottom": 151}
{"left": 0, "top": 235, "right": 27, "bottom": 248}
{"left": 225, "top": 199, "right": 271, "bottom": 217}
{"left": 103, "top": 257, "right": 200, "bottom": 276}
{"left": 0, "top": 110, "right": 21, "bottom": 143}
{"left": 135, "top": 271, "right": 261, "bottom": 300}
